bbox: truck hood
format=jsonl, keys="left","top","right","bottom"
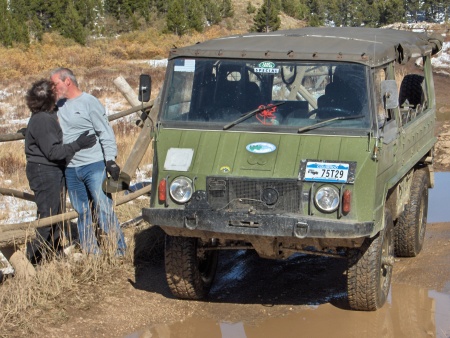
{"left": 156, "top": 129, "right": 372, "bottom": 180}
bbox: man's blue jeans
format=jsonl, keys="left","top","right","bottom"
{"left": 65, "top": 161, "right": 126, "bottom": 255}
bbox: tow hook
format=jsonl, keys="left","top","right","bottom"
{"left": 293, "top": 221, "right": 309, "bottom": 238}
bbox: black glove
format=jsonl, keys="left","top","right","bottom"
{"left": 106, "top": 160, "right": 120, "bottom": 181}
{"left": 75, "top": 131, "right": 96, "bottom": 150}
{"left": 17, "top": 127, "right": 27, "bottom": 136}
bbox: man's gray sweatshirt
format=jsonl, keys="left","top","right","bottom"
{"left": 57, "top": 92, "right": 117, "bottom": 167}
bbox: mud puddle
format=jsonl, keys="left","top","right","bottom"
{"left": 429, "top": 172, "right": 450, "bottom": 223}
{"left": 126, "top": 284, "right": 450, "bottom": 338}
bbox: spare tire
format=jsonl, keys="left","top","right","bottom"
{"left": 399, "top": 74, "right": 425, "bottom": 108}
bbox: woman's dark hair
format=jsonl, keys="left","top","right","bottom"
{"left": 26, "top": 79, "right": 56, "bottom": 114}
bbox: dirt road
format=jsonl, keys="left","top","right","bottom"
{"left": 42, "top": 220, "right": 450, "bottom": 338}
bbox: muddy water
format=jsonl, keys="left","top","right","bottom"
{"left": 429, "top": 172, "right": 450, "bottom": 223}
{"left": 127, "top": 284, "right": 450, "bottom": 338}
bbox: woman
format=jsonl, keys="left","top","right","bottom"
{"left": 24, "top": 79, "right": 96, "bottom": 264}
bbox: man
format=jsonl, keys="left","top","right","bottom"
{"left": 50, "top": 68, "right": 126, "bottom": 255}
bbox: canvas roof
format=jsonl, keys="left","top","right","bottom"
{"left": 169, "top": 27, "right": 443, "bottom": 68}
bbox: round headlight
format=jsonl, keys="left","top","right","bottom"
{"left": 314, "top": 185, "right": 340, "bottom": 212}
{"left": 169, "top": 177, "right": 193, "bottom": 203}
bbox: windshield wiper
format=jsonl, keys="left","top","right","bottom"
{"left": 297, "top": 115, "right": 365, "bottom": 133}
{"left": 223, "top": 102, "right": 285, "bottom": 130}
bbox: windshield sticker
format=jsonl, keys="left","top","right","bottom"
{"left": 164, "top": 148, "right": 194, "bottom": 171}
{"left": 246, "top": 142, "right": 277, "bottom": 154}
{"left": 174, "top": 59, "right": 195, "bottom": 72}
{"left": 254, "top": 61, "right": 279, "bottom": 74}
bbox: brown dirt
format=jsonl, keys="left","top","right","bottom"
{"left": 40, "top": 222, "right": 450, "bottom": 338}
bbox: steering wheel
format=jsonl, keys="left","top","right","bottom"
{"left": 210, "top": 107, "right": 242, "bottom": 122}
{"left": 307, "top": 107, "right": 354, "bottom": 119}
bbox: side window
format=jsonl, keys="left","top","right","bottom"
{"left": 398, "top": 71, "right": 427, "bottom": 126}
{"left": 166, "top": 70, "right": 194, "bottom": 118}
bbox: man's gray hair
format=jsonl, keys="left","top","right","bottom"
{"left": 50, "top": 67, "right": 79, "bottom": 87}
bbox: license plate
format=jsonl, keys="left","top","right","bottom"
{"left": 304, "top": 162, "right": 349, "bottom": 183}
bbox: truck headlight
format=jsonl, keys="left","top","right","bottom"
{"left": 314, "top": 185, "right": 340, "bottom": 212}
{"left": 169, "top": 176, "right": 193, "bottom": 203}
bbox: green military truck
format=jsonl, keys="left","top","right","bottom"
{"left": 141, "top": 27, "right": 443, "bottom": 311}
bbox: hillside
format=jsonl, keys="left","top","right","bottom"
{"left": 224, "top": 0, "right": 306, "bottom": 31}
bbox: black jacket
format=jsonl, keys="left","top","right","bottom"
{"left": 25, "top": 111, "right": 79, "bottom": 166}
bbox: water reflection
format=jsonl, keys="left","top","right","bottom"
{"left": 126, "top": 284, "right": 450, "bottom": 338}
{"left": 428, "top": 172, "right": 450, "bottom": 223}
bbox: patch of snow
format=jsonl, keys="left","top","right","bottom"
{"left": 104, "top": 97, "right": 127, "bottom": 114}
{"left": 0, "top": 196, "right": 36, "bottom": 224}
{"left": 0, "top": 89, "right": 12, "bottom": 100}
{"left": 5, "top": 118, "right": 29, "bottom": 126}
{"left": 432, "top": 42, "right": 450, "bottom": 69}
{"left": 148, "top": 59, "right": 168, "bottom": 67}
{"left": 133, "top": 164, "right": 153, "bottom": 182}
{"left": 0, "top": 250, "right": 14, "bottom": 276}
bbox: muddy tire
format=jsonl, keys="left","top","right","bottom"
{"left": 165, "top": 235, "right": 218, "bottom": 300}
{"left": 399, "top": 74, "right": 425, "bottom": 108}
{"left": 394, "top": 168, "right": 429, "bottom": 257}
{"left": 347, "top": 209, "right": 394, "bottom": 311}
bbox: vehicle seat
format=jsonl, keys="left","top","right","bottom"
{"left": 210, "top": 68, "right": 243, "bottom": 121}
{"left": 316, "top": 66, "right": 365, "bottom": 119}
{"left": 243, "top": 82, "right": 263, "bottom": 112}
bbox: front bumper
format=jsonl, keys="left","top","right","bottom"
{"left": 142, "top": 208, "right": 374, "bottom": 239}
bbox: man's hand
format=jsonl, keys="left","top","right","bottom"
{"left": 106, "top": 160, "right": 120, "bottom": 181}
{"left": 75, "top": 131, "right": 96, "bottom": 149}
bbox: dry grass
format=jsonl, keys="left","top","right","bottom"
{"left": 0, "top": 142, "right": 27, "bottom": 191}
{"left": 0, "top": 25, "right": 242, "bottom": 82}
{"left": 0, "top": 226, "right": 140, "bottom": 337}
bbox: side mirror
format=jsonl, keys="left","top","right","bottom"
{"left": 381, "top": 80, "right": 398, "bottom": 109}
{"left": 139, "top": 74, "right": 151, "bottom": 102}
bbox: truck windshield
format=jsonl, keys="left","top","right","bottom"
{"left": 160, "top": 58, "right": 371, "bottom": 131}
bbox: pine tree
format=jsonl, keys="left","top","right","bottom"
{"left": 187, "top": 0, "right": 204, "bottom": 32}
{"left": 0, "top": 0, "right": 29, "bottom": 46}
{"left": 406, "top": 0, "right": 422, "bottom": 21}
{"left": 9, "top": 0, "right": 33, "bottom": 42}
{"left": 0, "top": 0, "right": 13, "bottom": 46}
{"left": 306, "top": 0, "right": 325, "bottom": 26}
{"left": 281, "top": 0, "right": 309, "bottom": 20}
{"left": 154, "top": 0, "right": 170, "bottom": 15}
{"left": 203, "top": 0, "right": 221, "bottom": 25}
{"left": 422, "top": 0, "right": 444, "bottom": 21}
{"left": 75, "top": 0, "right": 103, "bottom": 34}
{"left": 219, "top": 0, "right": 234, "bottom": 18}
{"left": 166, "top": 0, "right": 188, "bottom": 35}
{"left": 379, "top": 0, "right": 405, "bottom": 24}
{"left": 327, "top": 0, "right": 362, "bottom": 26}
{"left": 360, "top": 0, "right": 380, "bottom": 27}
{"left": 252, "top": 1, "right": 281, "bottom": 32}
{"left": 60, "top": 1, "right": 87, "bottom": 44}
{"left": 247, "top": 1, "right": 256, "bottom": 14}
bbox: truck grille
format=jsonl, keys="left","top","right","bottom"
{"left": 206, "top": 177, "right": 302, "bottom": 213}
